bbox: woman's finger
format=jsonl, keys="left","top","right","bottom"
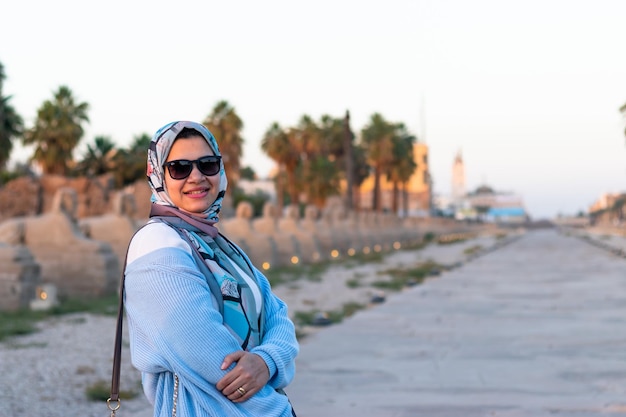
{"left": 220, "top": 350, "right": 245, "bottom": 370}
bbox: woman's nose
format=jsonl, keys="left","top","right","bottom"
{"left": 187, "top": 163, "right": 205, "bottom": 179}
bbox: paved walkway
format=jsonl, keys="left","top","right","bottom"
{"left": 285, "top": 229, "right": 626, "bottom": 417}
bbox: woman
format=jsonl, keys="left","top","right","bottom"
{"left": 124, "top": 121, "right": 298, "bottom": 416}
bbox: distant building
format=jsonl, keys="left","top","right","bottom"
{"left": 589, "top": 193, "right": 618, "bottom": 213}
{"left": 432, "top": 151, "right": 528, "bottom": 223}
{"left": 588, "top": 192, "right": 626, "bottom": 226}
{"left": 451, "top": 150, "right": 466, "bottom": 208}
{"left": 462, "top": 185, "right": 528, "bottom": 223}
{"left": 433, "top": 149, "right": 472, "bottom": 217}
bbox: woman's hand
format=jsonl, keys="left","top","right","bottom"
{"left": 216, "top": 351, "right": 270, "bottom": 403}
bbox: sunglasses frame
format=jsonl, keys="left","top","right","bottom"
{"left": 163, "top": 155, "right": 222, "bottom": 179}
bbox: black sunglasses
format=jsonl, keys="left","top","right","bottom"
{"left": 164, "top": 155, "right": 222, "bottom": 179}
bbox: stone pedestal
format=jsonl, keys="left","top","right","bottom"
{"left": 0, "top": 188, "right": 119, "bottom": 299}
{"left": 0, "top": 244, "right": 41, "bottom": 311}
{"left": 220, "top": 201, "right": 277, "bottom": 270}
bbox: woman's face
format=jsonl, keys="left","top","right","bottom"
{"left": 164, "top": 135, "right": 220, "bottom": 214}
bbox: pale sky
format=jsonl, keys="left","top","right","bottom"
{"left": 3, "top": 0, "right": 626, "bottom": 219}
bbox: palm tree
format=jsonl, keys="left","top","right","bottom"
{"left": 298, "top": 114, "right": 347, "bottom": 206}
{"left": 304, "top": 155, "right": 341, "bottom": 208}
{"left": 75, "top": 135, "right": 116, "bottom": 177}
{"left": 295, "top": 115, "right": 327, "bottom": 205}
{"left": 22, "top": 85, "right": 89, "bottom": 175}
{"left": 113, "top": 133, "right": 151, "bottom": 187}
{"left": 342, "top": 111, "right": 355, "bottom": 210}
{"left": 239, "top": 166, "right": 257, "bottom": 180}
{"left": 386, "top": 127, "right": 417, "bottom": 215}
{"left": 261, "top": 122, "right": 297, "bottom": 212}
{"left": 319, "top": 114, "right": 346, "bottom": 158}
{"left": 0, "top": 62, "right": 24, "bottom": 171}
{"left": 360, "top": 113, "right": 396, "bottom": 212}
{"left": 350, "top": 144, "right": 370, "bottom": 211}
{"left": 319, "top": 112, "right": 370, "bottom": 211}
{"left": 296, "top": 115, "right": 322, "bottom": 157}
{"left": 203, "top": 100, "right": 244, "bottom": 196}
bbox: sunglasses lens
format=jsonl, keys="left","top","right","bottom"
{"left": 197, "top": 157, "right": 220, "bottom": 176}
{"left": 167, "top": 161, "right": 193, "bottom": 179}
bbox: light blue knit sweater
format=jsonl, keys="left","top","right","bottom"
{"left": 124, "top": 222, "right": 299, "bottom": 416}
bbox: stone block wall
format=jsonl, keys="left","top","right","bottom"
{"left": 0, "top": 174, "right": 490, "bottom": 308}
{"left": 0, "top": 174, "right": 117, "bottom": 223}
{"left": 0, "top": 187, "right": 120, "bottom": 300}
{"left": 0, "top": 244, "right": 41, "bottom": 311}
{"left": 26, "top": 234, "right": 119, "bottom": 298}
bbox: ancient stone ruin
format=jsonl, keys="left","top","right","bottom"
{"left": 0, "top": 175, "right": 470, "bottom": 311}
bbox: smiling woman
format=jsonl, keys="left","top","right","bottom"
{"left": 119, "top": 121, "right": 299, "bottom": 417}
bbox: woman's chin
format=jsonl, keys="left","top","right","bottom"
{"left": 179, "top": 204, "right": 210, "bottom": 216}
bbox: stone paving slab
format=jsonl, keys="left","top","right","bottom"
{"left": 285, "top": 230, "right": 626, "bottom": 417}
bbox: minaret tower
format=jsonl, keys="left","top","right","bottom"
{"left": 451, "top": 150, "right": 466, "bottom": 207}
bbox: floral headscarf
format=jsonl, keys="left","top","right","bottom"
{"left": 147, "top": 121, "right": 228, "bottom": 222}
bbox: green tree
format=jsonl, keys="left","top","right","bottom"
{"left": 320, "top": 111, "right": 369, "bottom": 211}
{"left": 239, "top": 166, "right": 256, "bottom": 180}
{"left": 294, "top": 115, "right": 325, "bottom": 205}
{"left": 350, "top": 144, "right": 371, "bottom": 211}
{"left": 302, "top": 114, "right": 348, "bottom": 208}
{"left": 203, "top": 100, "right": 244, "bottom": 197}
{"left": 0, "top": 161, "right": 33, "bottom": 184}
{"left": 75, "top": 135, "right": 116, "bottom": 177}
{"left": 0, "top": 62, "right": 24, "bottom": 171}
{"left": 261, "top": 122, "right": 296, "bottom": 213}
{"left": 23, "top": 85, "right": 89, "bottom": 175}
{"left": 295, "top": 115, "right": 322, "bottom": 158}
{"left": 113, "top": 133, "right": 151, "bottom": 187}
{"left": 386, "top": 127, "right": 417, "bottom": 215}
{"left": 319, "top": 114, "right": 346, "bottom": 159}
{"left": 303, "top": 155, "right": 341, "bottom": 208}
{"left": 360, "top": 113, "right": 396, "bottom": 212}
{"left": 233, "top": 188, "right": 270, "bottom": 218}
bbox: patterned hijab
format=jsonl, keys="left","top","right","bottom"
{"left": 146, "top": 120, "right": 262, "bottom": 350}
{"left": 147, "top": 121, "right": 227, "bottom": 225}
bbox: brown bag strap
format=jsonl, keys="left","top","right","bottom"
{"left": 108, "top": 223, "right": 150, "bottom": 415}
{"left": 107, "top": 251, "right": 128, "bottom": 415}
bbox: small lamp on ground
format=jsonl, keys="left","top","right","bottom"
{"left": 30, "top": 284, "right": 59, "bottom": 311}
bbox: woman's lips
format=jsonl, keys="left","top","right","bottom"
{"left": 184, "top": 188, "right": 209, "bottom": 198}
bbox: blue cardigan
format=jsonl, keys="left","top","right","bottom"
{"left": 124, "top": 222, "right": 299, "bottom": 416}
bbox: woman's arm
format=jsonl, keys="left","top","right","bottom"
{"left": 125, "top": 245, "right": 244, "bottom": 387}
{"left": 217, "top": 238, "right": 299, "bottom": 389}
{"left": 215, "top": 267, "right": 299, "bottom": 401}
{"left": 249, "top": 268, "right": 299, "bottom": 389}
